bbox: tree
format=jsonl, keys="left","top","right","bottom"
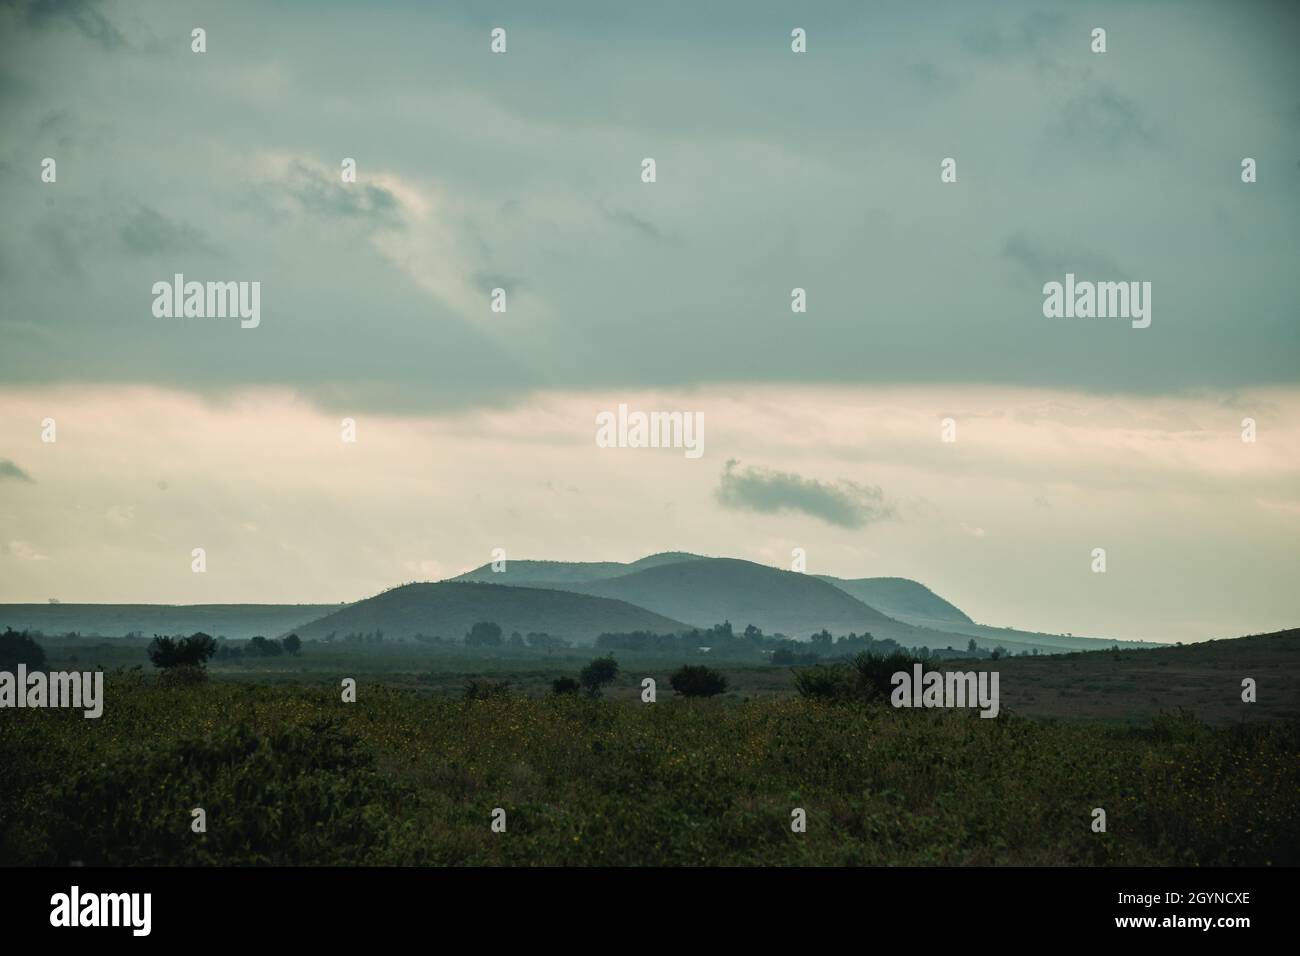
{"left": 669, "top": 664, "right": 728, "bottom": 698}
{"left": 465, "top": 621, "right": 503, "bottom": 647}
{"left": 282, "top": 634, "right": 302, "bottom": 656}
{"left": 526, "top": 632, "right": 564, "bottom": 654}
{"left": 967, "top": 638, "right": 978, "bottom": 654}
{"left": 246, "top": 636, "right": 284, "bottom": 657}
{"left": 0, "top": 627, "right": 46, "bottom": 670}
{"left": 991, "top": 645, "right": 1007, "bottom": 660}
{"left": 551, "top": 676, "right": 581, "bottom": 695}
{"left": 578, "top": 655, "right": 619, "bottom": 697}
{"left": 148, "top": 632, "right": 217, "bottom": 669}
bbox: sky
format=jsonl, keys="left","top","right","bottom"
{"left": 1, "top": 0, "right": 1298, "bottom": 643}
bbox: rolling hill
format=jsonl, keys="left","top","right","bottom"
{"left": 449, "top": 553, "right": 1126, "bottom": 651}
{"left": 451, "top": 551, "right": 703, "bottom": 586}
{"left": 287, "top": 581, "right": 689, "bottom": 644}
{"left": 568, "top": 558, "right": 997, "bottom": 647}
{"left": 817, "top": 576, "right": 974, "bottom": 625}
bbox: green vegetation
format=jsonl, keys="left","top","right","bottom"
{"left": 147, "top": 632, "right": 217, "bottom": 670}
{"left": 2, "top": 675, "right": 1295, "bottom": 866}
{"left": 0, "top": 627, "right": 47, "bottom": 671}
{"left": 578, "top": 655, "right": 619, "bottom": 698}
{"left": 669, "top": 664, "right": 728, "bottom": 698}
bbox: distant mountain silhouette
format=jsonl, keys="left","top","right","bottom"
{"left": 816, "top": 576, "right": 974, "bottom": 624}
{"left": 451, "top": 551, "right": 703, "bottom": 586}
{"left": 287, "top": 581, "right": 688, "bottom": 643}
{"left": 448, "top": 552, "right": 1149, "bottom": 650}
{"left": 2, "top": 551, "right": 1156, "bottom": 652}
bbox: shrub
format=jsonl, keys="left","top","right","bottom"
{"left": 792, "top": 665, "right": 858, "bottom": 702}
{"left": 147, "top": 633, "right": 217, "bottom": 670}
{"left": 463, "top": 678, "right": 511, "bottom": 700}
{"left": 0, "top": 628, "right": 46, "bottom": 670}
{"left": 794, "top": 651, "right": 928, "bottom": 705}
{"left": 157, "top": 664, "right": 209, "bottom": 688}
{"left": 669, "top": 664, "right": 728, "bottom": 698}
{"left": 578, "top": 655, "right": 619, "bottom": 698}
{"left": 852, "top": 651, "right": 925, "bottom": 702}
{"left": 247, "top": 636, "right": 283, "bottom": 657}
{"left": 465, "top": 621, "right": 503, "bottom": 647}
{"left": 551, "top": 676, "right": 581, "bottom": 695}
{"left": 44, "top": 720, "right": 396, "bottom": 865}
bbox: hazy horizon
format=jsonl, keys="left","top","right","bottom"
{"left": 2, "top": 0, "right": 1298, "bottom": 644}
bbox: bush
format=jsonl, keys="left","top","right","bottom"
{"left": 0, "top": 628, "right": 46, "bottom": 671}
{"left": 147, "top": 633, "right": 217, "bottom": 670}
{"left": 247, "top": 636, "right": 283, "bottom": 657}
{"left": 551, "top": 676, "right": 581, "bottom": 695}
{"left": 44, "top": 720, "right": 396, "bottom": 865}
{"left": 794, "top": 651, "right": 927, "bottom": 705}
{"left": 792, "top": 665, "right": 858, "bottom": 701}
{"left": 156, "top": 664, "right": 209, "bottom": 688}
{"left": 852, "top": 651, "right": 925, "bottom": 702}
{"left": 578, "top": 655, "right": 619, "bottom": 698}
{"left": 465, "top": 621, "right": 503, "bottom": 647}
{"left": 669, "top": 664, "right": 728, "bottom": 698}
{"left": 463, "top": 678, "right": 511, "bottom": 700}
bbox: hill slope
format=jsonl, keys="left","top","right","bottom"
{"left": 574, "top": 558, "right": 959, "bottom": 642}
{"left": 288, "top": 582, "right": 689, "bottom": 644}
{"left": 451, "top": 552, "right": 703, "bottom": 586}
{"left": 818, "top": 576, "right": 973, "bottom": 624}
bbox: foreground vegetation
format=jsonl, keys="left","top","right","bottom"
{"left": 2, "top": 674, "right": 1296, "bottom": 866}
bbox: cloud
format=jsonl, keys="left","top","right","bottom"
{"left": 597, "top": 201, "right": 664, "bottom": 241}
{"left": 260, "top": 160, "right": 405, "bottom": 229}
{"left": 1001, "top": 232, "right": 1125, "bottom": 279}
{"left": 1058, "top": 85, "right": 1157, "bottom": 149}
{"left": 5, "top": 539, "right": 48, "bottom": 561}
{"left": 120, "top": 204, "right": 219, "bottom": 256}
{"left": 1, "top": 0, "right": 125, "bottom": 50}
{"left": 962, "top": 10, "right": 1065, "bottom": 61}
{"left": 0, "top": 458, "right": 33, "bottom": 482}
{"left": 716, "top": 459, "right": 893, "bottom": 529}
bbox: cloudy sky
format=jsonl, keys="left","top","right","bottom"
{"left": 1, "top": 0, "right": 1297, "bottom": 642}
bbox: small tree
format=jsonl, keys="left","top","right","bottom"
{"left": 669, "top": 664, "right": 728, "bottom": 698}
{"left": 551, "top": 676, "right": 581, "bottom": 695}
{"left": 148, "top": 632, "right": 217, "bottom": 669}
{"left": 578, "top": 655, "right": 619, "bottom": 698}
{"left": 967, "top": 638, "right": 978, "bottom": 654}
{"left": 527, "top": 632, "right": 565, "bottom": 654}
{"left": 465, "top": 621, "right": 503, "bottom": 648}
{"left": 247, "top": 636, "right": 284, "bottom": 657}
{"left": 0, "top": 627, "right": 46, "bottom": 670}
{"left": 282, "top": 634, "right": 302, "bottom": 656}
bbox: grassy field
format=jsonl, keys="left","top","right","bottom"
{"left": 34, "top": 628, "right": 1300, "bottom": 725}
{"left": 3, "top": 631, "right": 1296, "bottom": 866}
